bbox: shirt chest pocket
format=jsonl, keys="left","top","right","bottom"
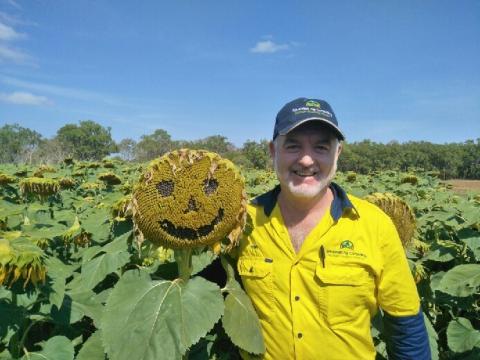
{"left": 315, "top": 265, "right": 375, "bottom": 327}
{"left": 238, "top": 258, "right": 274, "bottom": 321}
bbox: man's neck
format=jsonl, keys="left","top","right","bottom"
{"left": 277, "top": 185, "right": 333, "bottom": 224}
{"left": 277, "top": 185, "right": 334, "bottom": 253}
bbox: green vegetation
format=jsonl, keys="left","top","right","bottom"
{"left": 2, "top": 123, "right": 479, "bottom": 179}
{"left": 0, "top": 160, "right": 478, "bottom": 359}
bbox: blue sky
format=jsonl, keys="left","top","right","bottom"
{"left": 0, "top": 0, "right": 479, "bottom": 146}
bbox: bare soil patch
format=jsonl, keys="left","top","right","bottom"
{"left": 445, "top": 179, "right": 480, "bottom": 194}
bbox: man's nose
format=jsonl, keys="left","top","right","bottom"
{"left": 297, "top": 151, "right": 315, "bottom": 167}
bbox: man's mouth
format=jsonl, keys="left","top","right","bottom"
{"left": 293, "top": 170, "right": 318, "bottom": 177}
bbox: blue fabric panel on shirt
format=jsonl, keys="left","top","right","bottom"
{"left": 383, "top": 310, "right": 431, "bottom": 360}
{"left": 251, "top": 182, "right": 355, "bottom": 219}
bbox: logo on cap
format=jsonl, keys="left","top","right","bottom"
{"left": 305, "top": 100, "right": 321, "bottom": 108}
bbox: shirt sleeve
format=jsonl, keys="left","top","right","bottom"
{"left": 377, "top": 214, "right": 420, "bottom": 316}
{"left": 376, "top": 213, "right": 430, "bottom": 359}
{"left": 383, "top": 310, "right": 431, "bottom": 360}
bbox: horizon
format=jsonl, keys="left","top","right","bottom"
{"left": 1, "top": 119, "right": 479, "bottom": 148}
{"left": 0, "top": 0, "right": 479, "bottom": 147}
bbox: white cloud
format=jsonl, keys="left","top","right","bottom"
{"left": 0, "top": 75, "right": 113, "bottom": 102}
{"left": 0, "top": 91, "right": 51, "bottom": 106}
{"left": 0, "top": 18, "right": 30, "bottom": 64}
{"left": 0, "top": 21, "right": 23, "bottom": 41}
{"left": 250, "top": 40, "right": 289, "bottom": 54}
{"left": 0, "top": 44, "right": 29, "bottom": 62}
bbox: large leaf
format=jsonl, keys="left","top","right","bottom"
{"left": 458, "top": 228, "right": 480, "bottom": 260}
{"left": 78, "top": 207, "right": 112, "bottom": 243}
{"left": 221, "top": 255, "right": 265, "bottom": 354}
{"left": 76, "top": 330, "right": 105, "bottom": 360}
{"left": 0, "top": 350, "right": 13, "bottom": 360}
{"left": 21, "top": 336, "right": 74, "bottom": 360}
{"left": 437, "top": 264, "right": 480, "bottom": 297}
{"left": 223, "top": 287, "right": 265, "bottom": 354}
{"left": 447, "top": 317, "right": 480, "bottom": 353}
{"left": 191, "top": 249, "right": 217, "bottom": 275}
{"left": 423, "top": 313, "right": 439, "bottom": 360}
{"left": 81, "top": 230, "right": 131, "bottom": 265}
{"left": 101, "top": 270, "right": 224, "bottom": 360}
{"left": 81, "top": 250, "right": 130, "bottom": 289}
{"left": 45, "top": 257, "right": 75, "bottom": 309}
{"left": 51, "top": 288, "right": 104, "bottom": 327}
{"left": 423, "top": 245, "right": 455, "bottom": 263}
{"left": 80, "top": 231, "right": 131, "bottom": 289}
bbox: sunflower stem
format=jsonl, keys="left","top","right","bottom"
{"left": 174, "top": 248, "right": 193, "bottom": 283}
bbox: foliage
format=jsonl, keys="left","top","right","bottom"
{"left": 0, "top": 160, "right": 479, "bottom": 359}
{"left": 241, "top": 140, "right": 271, "bottom": 170}
{"left": 134, "top": 129, "right": 174, "bottom": 161}
{"left": 2, "top": 122, "right": 479, "bottom": 180}
{"left": 338, "top": 139, "right": 480, "bottom": 179}
{"left": 0, "top": 160, "right": 263, "bottom": 359}
{"left": 55, "top": 120, "right": 117, "bottom": 161}
{"left": 0, "top": 124, "right": 43, "bottom": 164}
{"left": 189, "top": 136, "right": 235, "bottom": 157}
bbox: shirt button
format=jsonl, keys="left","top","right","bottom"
{"left": 294, "top": 295, "right": 300, "bottom": 301}
{"left": 297, "top": 333, "right": 303, "bottom": 339}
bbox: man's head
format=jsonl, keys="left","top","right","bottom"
{"left": 273, "top": 97, "right": 344, "bottom": 142}
{"left": 270, "top": 98, "right": 344, "bottom": 200}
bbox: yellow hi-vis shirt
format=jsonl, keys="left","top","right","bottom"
{"left": 237, "top": 183, "right": 420, "bottom": 360}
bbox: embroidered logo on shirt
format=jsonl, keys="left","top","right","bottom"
{"left": 340, "top": 240, "right": 354, "bottom": 250}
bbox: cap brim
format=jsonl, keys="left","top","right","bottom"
{"left": 279, "top": 117, "right": 345, "bottom": 140}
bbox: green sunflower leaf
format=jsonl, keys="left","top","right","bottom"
{"left": 101, "top": 270, "right": 224, "bottom": 360}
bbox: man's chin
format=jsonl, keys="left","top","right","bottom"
{"left": 286, "top": 183, "right": 327, "bottom": 199}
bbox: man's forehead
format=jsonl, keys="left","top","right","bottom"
{"left": 284, "top": 122, "right": 338, "bottom": 141}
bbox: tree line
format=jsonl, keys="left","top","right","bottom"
{"left": 1, "top": 122, "right": 479, "bottom": 179}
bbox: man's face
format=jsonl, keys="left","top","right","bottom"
{"left": 270, "top": 122, "right": 342, "bottom": 200}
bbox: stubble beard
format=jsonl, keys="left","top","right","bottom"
{"left": 274, "top": 156, "right": 338, "bottom": 200}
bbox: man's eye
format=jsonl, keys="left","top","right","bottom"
{"left": 315, "top": 145, "right": 329, "bottom": 151}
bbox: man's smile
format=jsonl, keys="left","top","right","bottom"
{"left": 292, "top": 169, "right": 319, "bottom": 177}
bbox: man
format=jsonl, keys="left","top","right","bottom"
{"left": 237, "top": 98, "right": 430, "bottom": 359}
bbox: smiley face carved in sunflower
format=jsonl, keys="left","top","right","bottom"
{"left": 132, "top": 149, "right": 247, "bottom": 250}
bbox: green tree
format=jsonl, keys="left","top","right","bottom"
{"left": 135, "top": 129, "right": 173, "bottom": 161}
{"left": 241, "top": 139, "right": 272, "bottom": 169}
{"left": 55, "top": 120, "right": 117, "bottom": 161}
{"left": 0, "top": 124, "right": 43, "bottom": 164}
{"left": 189, "top": 135, "right": 234, "bottom": 156}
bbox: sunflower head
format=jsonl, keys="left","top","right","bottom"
{"left": 132, "top": 149, "right": 247, "bottom": 252}
{"left": 98, "top": 172, "right": 122, "bottom": 185}
{"left": 19, "top": 177, "right": 60, "bottom": 201}
{"left": 364, "top": 192, "right": 417, "bottom": 248}
{"left": 0, "top": 236, "right": 46, "bottom": 288}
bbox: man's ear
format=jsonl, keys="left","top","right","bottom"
{"left": 269, "top": 140, "right": 275, "bottom": 159}
{"left": 337, "top": 141, "right": 343, "bottom": 157}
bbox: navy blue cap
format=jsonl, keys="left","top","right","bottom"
{"left": 273, "top": 97, "right": 345, "bottom": 140}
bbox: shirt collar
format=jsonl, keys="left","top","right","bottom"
{"left": 250, "top": 182, "right": 357, "bottom": 221}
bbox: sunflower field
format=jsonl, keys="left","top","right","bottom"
{"left": 0, "top": 158, "right": 479, "bottom": 359}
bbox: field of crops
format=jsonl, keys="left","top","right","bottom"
{"left": 1, "top": 159, "right": 479, "bottom": 359}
